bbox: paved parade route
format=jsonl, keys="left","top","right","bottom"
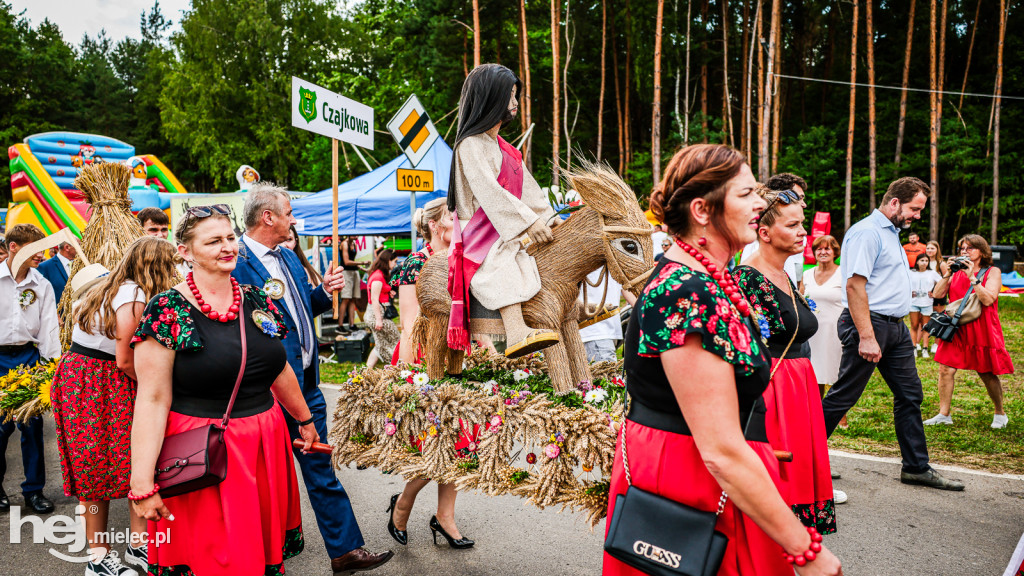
{"left": 1, "top": 385, "right": 1021, "bottom": 575}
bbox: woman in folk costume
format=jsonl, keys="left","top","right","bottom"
{"left": 447, "top": 63, "right": 562, "bottom": 358}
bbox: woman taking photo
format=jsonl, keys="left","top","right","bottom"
{"left": 52, "top": 237, "right": 177, "bottom": 576}
{"left": 605, "top": 144, "right": 841, "bottom": 575}
{"left": 908, "top": 254, "right": 942, "bottom": 358}
{"left": 735, "top": 187, "right": 836, "bottom": 534}
{"left": 365, "top": 248, "right": 399, "bottom": 369}
{"left": 926, "top": 234, "right": 1013, "bottom": 429}
{"left": 129, "top": 206, "right": 320, "bottom": 574}
{"left": 385, "top": 198, "right": 474, "bottom": 550}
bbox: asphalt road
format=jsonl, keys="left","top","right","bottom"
{"left": 1, "top": 384, "right": 1022, "bottom": 575}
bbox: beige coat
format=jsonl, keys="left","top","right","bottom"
{"left": 453, "top": 132, "right": 556, "bottom": 310}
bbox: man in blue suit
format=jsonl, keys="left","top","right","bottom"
{"left": 234, "top": 184, "right": 392, "bottom": 575}
{"left": 37, "top": 241, "right": 75, "bottom": 318}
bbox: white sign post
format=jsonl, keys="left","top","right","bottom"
{"left": 291, "top": 76, "right": 375, "bottom": 318}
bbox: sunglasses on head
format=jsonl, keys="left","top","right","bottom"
{"left": 185, "top": 204, "right": 231, "bottom": 218}
{"left": 763, "top": 189, "right": 801, "bottom": 213}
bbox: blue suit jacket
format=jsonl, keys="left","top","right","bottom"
{"left": 37, "top": 257, "right": 68, "bottom": 315}
{"left": 233, "top": 237, "right": 332, "bottom": 390}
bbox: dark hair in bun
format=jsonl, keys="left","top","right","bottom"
{"left": 650, "top": 144, "right": 746, "bottom": 242}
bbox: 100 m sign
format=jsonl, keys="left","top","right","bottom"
{"left": 396, "top": 169, "right": 434, "bottom": 192}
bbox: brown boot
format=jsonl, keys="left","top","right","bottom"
{"left": 331, "top": 548, "right": 394, "bottom": 574}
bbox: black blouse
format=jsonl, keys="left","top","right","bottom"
{"left": 734, "top": 265, "right": 819, "bottom": 359}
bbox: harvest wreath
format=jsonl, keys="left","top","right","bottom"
{"left": 329, "top": 348, "right": 625, "bottom": 526}
{"left": 0, "top": 360, "right": 57, "bottom": 424}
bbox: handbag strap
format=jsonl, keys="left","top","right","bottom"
{"left": 220, "top": 309, "right": 249, "bottom": 428}
{"left": 768, "top": 280, "right": 801, "bottom": 382}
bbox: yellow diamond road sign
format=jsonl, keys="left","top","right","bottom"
{"left": 387, "top": 95, "right": 439, "bottom": 168}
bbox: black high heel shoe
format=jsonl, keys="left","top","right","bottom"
{"left": 386, "top": 494, "right": 407, "bottom": 545}
{"left": 429, "top": 515, "right": 474, "bottom": 549}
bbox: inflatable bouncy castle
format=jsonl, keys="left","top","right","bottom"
{"left": 6, "top": 132, "right": 186, "bottom": 235}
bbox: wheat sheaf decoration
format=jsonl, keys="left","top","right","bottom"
{"left": 57, "top": 162, "right": 148, "bottom": 350}
{"left": 329, "top": 348, "right": 626, "bottom": 527}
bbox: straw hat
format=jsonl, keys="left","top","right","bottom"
{"left": 70, "top": 263, "right": 110, "bottom": 300}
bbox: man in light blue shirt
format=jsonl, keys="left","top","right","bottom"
{"left": 822, "top": 177, "right": 964, "bottom": 491}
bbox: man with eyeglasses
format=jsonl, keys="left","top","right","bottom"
{"left": 234, "top": 184, "right": 393, "bottom": 574}
{"left": 821, "top": 177, "right": 964, "bottom": 492}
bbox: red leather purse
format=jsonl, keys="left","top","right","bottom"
{"left": 155, "top": 316, "right": 248, "bottom": 498}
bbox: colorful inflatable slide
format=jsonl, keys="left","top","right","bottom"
{"left": 7, "top": 132, "right": 186, "bottom": 235}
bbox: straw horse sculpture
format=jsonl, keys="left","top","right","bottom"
{"left": 412, "top": 162, "right": 656, "bottom": 394}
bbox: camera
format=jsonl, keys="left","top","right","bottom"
{"left": 949, "top": 256, "right": 971, "bottom": 273}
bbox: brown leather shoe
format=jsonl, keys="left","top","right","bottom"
{"left": 331, "top": 548, "right": 394, "bottom": 574}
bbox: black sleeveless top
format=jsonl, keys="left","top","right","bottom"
{"left": 623, "top": 259, "right": 771, "bottom": 425}
{"left": 133, "top": 286, "right": 290, "bottom": 418}
{"left": 734, "top": 265, "right": 818, "bottom": 359}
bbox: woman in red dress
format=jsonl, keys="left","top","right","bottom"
{"left": 735, "top": 186, "right": 836, "bottom": 533}
{"left": 605, "top": 144, "right": 842, "bottom": 576}
{"left": 927, "top": 234, "right": 1013, "bottom": 428}
{"left": 130, "top": 207, "right": 320, "bottom": 575}
{"left": 53, "top": 237, "right": 177, "bottom": 575}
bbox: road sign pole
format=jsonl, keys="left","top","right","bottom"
{"left": 331, "top": 138, "right": 339, "bottom": 320}
{"left": 410, "top": 191, "right": 417, "bottom": 252}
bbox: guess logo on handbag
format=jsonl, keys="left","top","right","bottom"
{"left": 632, "top": 540, "right": 682, "bottom": 569}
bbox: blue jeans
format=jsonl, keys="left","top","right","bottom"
{"left": 0, "top": 347, "right": 46, "bottom": 495}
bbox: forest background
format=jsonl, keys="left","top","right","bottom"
{"left": 0, "top": 0, "right": 1018, "bottom": 250}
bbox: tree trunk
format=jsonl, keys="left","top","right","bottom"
{"left": 759, "top": 0, "right": 780, "bottom": 181}
{"left": 844, "top": 0, "right": 859, "bottom": 232}
{"left": 745, "top": 0, "right": 761, "bottom": 161}
{"left": 653, "top": 0, "right": 665, "bottom": 185}
{"left": 866, "top": 0, "right": 877, "bottom": 210}
{"left": 701, "top": 0, "right": 709, "bottom": 142}
{"left": 740, "top": 0, "right": 751, "bottom": 157}
{"left": 770, "top": 12, "right": 781, "bottom": 174}
{"left": 928, "top": 0, "right": 938, "bottom": 240}
{"left": 472, "top": 0, "right": 481, "bottom": 68}
{"left": 612, "top": 8, "right": 625, "bottom": 175}
{"left": 563, "top": 0, "right": 574, "bottom": 169}
{"left": 463, "top": 29, "right": 469, "bottom": 77}
{"left": 519, "top": 0, "right": 533, "bottom": 170}
{"left": 625, "top": 0, "right": 633, "bottom": 171}
{"left": 933, "top": 0, "right": 947, "bottom": 241}
{"left": 684, "top": 0, "right": 692, "bottom": 144}
{"left": 757, "top": 0, "right": 765, "bottom": 167}
{"left": 958, "top": 0, "right": 983, "bottom": 110}
{"left": 894, "top": 0, "right": 916, "bottom": 172}
{"left": 992, "top": 0, "right": 1007, "bottom": 244}
{"left": 721, "top": 0, "right": 735, "bottom": 147}
{"left": 598, "top": 0, "right": 607, "bottom": 162}
{"left": 552, "top": 0, "right": 561, "bottom": 183}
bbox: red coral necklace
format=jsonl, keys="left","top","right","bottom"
{"left": 674, "top": 238, "right": 751, "bottom": 318}
{"left": 187, "top": 272, "right": 241, "bottom": 322}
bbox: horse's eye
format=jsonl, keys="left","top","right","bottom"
{"left": 623, "top": 241, "right": 638, "bottom": 255}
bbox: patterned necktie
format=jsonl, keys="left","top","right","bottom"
{"left": 269, "top": 249, "right": 314, "bottom": 354}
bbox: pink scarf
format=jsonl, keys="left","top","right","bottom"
{"left": 447, "top": 136, "right": 525, "bottom": 351}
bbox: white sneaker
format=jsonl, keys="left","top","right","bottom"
{"left": 992, "top": 414, "right": 1009, "bottom": 429}
{"left": 85, "top": 551, "right": 138, "bottom": 576}
{"left": 833, "top": 489, "right": 848, "bottom": 504}
{"left": 923, "top": 414, "right": 954, "bottom": 425}
{"left": 122, "top": 543, "right": 147, "bottom": 570}
{"left": 922, "top": 349, "right": 930, "bottom": 358}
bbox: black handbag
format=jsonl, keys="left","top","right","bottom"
{"left": 382, "top": 302, "right": 398, "bottom": 320}
{"left": 924, "top": 270, "right": 985, "bottom": 342}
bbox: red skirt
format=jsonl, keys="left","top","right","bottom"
{"left": 603, "top": 421, "right": 793, "bottom": 576}
{"left": 934, "top": 309, "right": 1015, "bottom": 375}
{"left": 147, "top": 403, "right": 304, "bottom": 575}
{"left": 763, "top": 357, "right": 835, "bottom": 533}
{"left": 52, "top": 351, "right": 136, "bottom": 500}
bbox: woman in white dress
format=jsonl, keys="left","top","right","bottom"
{"left": 803, "top": 235, "right": 843, "bottom": 394}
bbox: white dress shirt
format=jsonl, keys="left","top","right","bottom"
{"left": 0, "top": 261, "right": 60, "bottom": 359}
{"left": 243, "top": 234, "right": 315, "bottom": 369}
{"left": 56, "top": 253, "right": 72, "bottom": 276}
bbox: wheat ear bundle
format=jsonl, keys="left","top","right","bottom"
{"left": 58, "top": 162, "right": 147, "bottom": 350}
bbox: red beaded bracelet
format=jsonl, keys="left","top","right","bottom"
{"left": 782, "top": 526, "right": 823, "bottom": 566}
{"left": 127, "top": 483, "right": 161, "bottom": 502}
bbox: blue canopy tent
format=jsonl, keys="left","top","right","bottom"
{"left": 292, "top": 140, "right": 452, "bottom": 235}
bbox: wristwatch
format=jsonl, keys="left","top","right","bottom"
{"left": 969, "top": 277, "right": 979, "bottom": 286}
